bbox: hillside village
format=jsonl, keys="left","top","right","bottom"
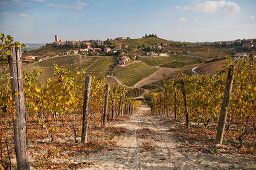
{"left": 22, "top": 34, "right": 256, "bottom": 66}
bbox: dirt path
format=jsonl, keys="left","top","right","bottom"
{"left": 193, "top": 60, "right": 226, "bottom": 74}
{"left": 106, "top": 75, "right": 128, "bottom": 87}
{"left": 71, "top": 105, "right": 255, "bottom": 170}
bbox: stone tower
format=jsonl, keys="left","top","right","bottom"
{"left": 55, "top": 35, "right": 58, "bottom": 43}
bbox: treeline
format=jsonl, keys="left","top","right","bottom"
{"left": 143, "top": 34, "right": 158, "bottom": 38}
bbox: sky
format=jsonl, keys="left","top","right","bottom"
{"left": 0, "top": 0, "right": 255, "bottom": 43}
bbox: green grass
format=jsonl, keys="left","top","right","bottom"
{"left": 33, "top": 55, "right": 96, "bottom": 68}
{"left": 111, "top": 37, "right": 170, "bottom": 49}
{"left": 113, "top": 62, "right": 158, "bottom": 86}
{"left": 26, "top": 56, "right": 114, "bottom": 80}
{"left": 165, "top": 46, "right": 231, "bottom": 58}
{"left": 34, "top": 55, "right": 80, "bottom": 67}
{"left": 139, "top": 55, "right": 202, "bottom": 68}
{"left": 86, "top": 57, "right": 114, "bottom": 78}
{"left": 27, "top": 56, "right": 98, "bottom": 81}
{"left": 139, "top": 56, "right": 172, "bottom": 66}
{"left": 161, "top": 55, "right": 202, "bottom": 68}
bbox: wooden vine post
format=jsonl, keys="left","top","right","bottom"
{"left": 151, "top": 97, "right": 155, "bottom": 115}
{"left": 180, "top": 80, "right": 189, "bottom": 128}
{"left": 111, "top": 96, "right": 115, "bottom": 119}
{"left": 215, "top": 65, "right": 234, "bottom": 145}
{"left": 102, "top": 84, "right": 109, "bottom": 126}
{"left": 81, "top": 75, "right": 92, "bottom": 143}
{"left": 174, "top": 89, "right": 177, "bottom": 121}
{"left": 164, "top": 90, "right": 168, "bottom": 116}
{"left": 128, "top": 102, "right": 132, "bottom": 114}
{"left": 118, "top": 95, "right": 123, "bottom": 116}
{"left": 111, "top": 87, "right": 116, "bottom": 119}
{"left": 8, "top": 47, "right": 30, "bottom": 169}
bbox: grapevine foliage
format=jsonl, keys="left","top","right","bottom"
{"left": 149, "top": 57, "right": 256, "bottom": 146}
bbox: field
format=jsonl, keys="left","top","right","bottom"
{"left": 111, "top": 37, "right": 170, "bottom": 48}
{"left": 166, "top": 46, "right": 231, "bottom": 58}
{"left": 161, "top": 55, "right": 202, "bottom": 68}
{"left": 134, "top": 67, "right": 177, "bottom": 88}
{"left": 195, "top": 59, "right": 227, "bottom": 74}
{"left": 26, "top": 56, "right": 98, "bottom": 81}
{"left": 139, "top": 56, "right": 172, "bottom": 66}
{"left": 85, "top": 56, "right": 114, "bottom": 78}
{"left": 113, "top": 62, "right": 158, "bottom": 86}
{"left": 140, "top": 55, "right": 203, "bottom": 68}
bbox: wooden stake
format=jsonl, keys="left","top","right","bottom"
{"left": 181, "top": 80, "right": 189, "bottom": 128}
{"left": 174, "top": 89, "right": 177, "bottom": 121}
{"left": 8, "top": 47, "right": 30, "bottom": 170}
{"left": 215, "top": 65, "right": 234, "bottom": 145}
{"left": 102, "top": 84, "right": 109, "bottom": 126}
{"left": 81, "top": 75, "right": 91, "bottom": 143}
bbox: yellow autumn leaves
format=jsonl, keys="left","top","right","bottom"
{"left": 150, "top": 57, "right": 256, "bottom": 125}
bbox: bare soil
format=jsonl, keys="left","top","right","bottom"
{"left": 134, "top": 67, "right": 178, "bottom": 88}
{"left": 195, "top": 60, "right": 226, "bottom": 74}
{"left": 71, "top": 105, "right": 256, "bottom": 170}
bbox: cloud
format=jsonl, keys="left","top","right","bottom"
{"left": 176, "top": 1, "right": 240, "bottom": 14}
{"left": 19, "top": 13, "right": 31, "bottom": 19}
{"left": 250, "top": 16, "right": 255, "bottom": 20}
{"left": 30, "top": 0, "right": 45, "bottom": 2}
{"left": 48, "top": 0, "right": 86, "bottom": 10}
{"left": 179, "top": 17, "right": 188, "bottom": 22}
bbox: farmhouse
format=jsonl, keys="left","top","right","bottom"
{"left": 80, "top": 48, "right": 89, "bottom": 54}
{"left": 234, "top": 53, "right": 247, "bottom": 60}
{"left": 159, "top": 53, "right": 169, "bottom": 57}
{"left": 64, "top": 50, "right": 79, "bottom": 55}
{"left": 146, "top": 51, "right": 157, "bottom": 56}
{"left": 115, "top": 37, "right": 126, "bottom": 40}
{"left": 104, "top": 47, "right": 112, "bottom": 54}
{"left": 118, "top": 56, "right": 130, "bottom": 65}
{"left": 22, "top": 55, "right": 36, "bottom": 63}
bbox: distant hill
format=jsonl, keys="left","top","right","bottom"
{"left": 23, "top": 44, "right": 72, "bottom": 57}
{"left": 24, "top": 43, "right": 45, "bottom": 51}
{"left": 110, "top": 37, "right": 170, "bottom": 47}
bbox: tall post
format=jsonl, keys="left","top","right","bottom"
{"left": 151, "top": 97, "right": 155, "bottom": 115}
{"left": 111, "top": 88, "right": 115, "bottom": 119}
{"left": 164, "top": 90, "right": 168, "bottom": 116}
{"left": 174, "top": 90, "right": 177, "bottom": 121}
{"left": 118, "top": 95, "right": 123, "bottom": 116}
{"left": 8, "top": 47, "right": 30, "bottom": 170}
{"left": 131, "top": 104, "right": 134, "bottom": 114}
{"left": 124, "top": 103, "right": 127, "bottom": 115}
{"left": 111, "top": 97, "right": 115, "bottom": 119}
{"left": 215, "top": 65, "right": 234, "bottom": 145}
{"left": 81, "top": 76, "right": 92, "bottom": 143}
{"left": 181, "top": 80, "right": 189, "bottom": 128}
{"left": 102, "top": 84, "right": 109, "bottom": 126}
{"left": 128, "top": 102, "right": 132, "bottom": 114}
{"left": 160, "top": 94, "right": 164, "bottom": 115}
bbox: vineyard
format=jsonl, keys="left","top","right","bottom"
{"left": 0, "top": 35, "right": 256, "bottom": 169}
{"left": 147, "top": 57, "right": 256, "bottom": 150}
{"left": 0, "top": 54, "right": 141, "bottom": 169}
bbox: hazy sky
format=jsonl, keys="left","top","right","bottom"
{"left": 0, "top": 0, "right": 256, "bottom": 43}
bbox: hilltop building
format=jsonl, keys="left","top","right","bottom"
{"left": 54, "top": 35, "right": 62, "bottom": 46}
{"left": 55, "top": 35, "right": 58, "bottom": 43}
